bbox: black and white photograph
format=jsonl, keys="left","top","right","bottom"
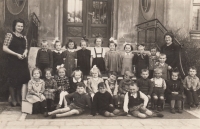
{"left": 0, "top": 0, "right": 200, "bottom": 129}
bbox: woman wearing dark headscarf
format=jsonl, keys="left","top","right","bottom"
{"left": 3, "top": 18, "right": 30, "bottom": 106}
{"left": 161, "top": 32, "right": 179, "bottom": 70}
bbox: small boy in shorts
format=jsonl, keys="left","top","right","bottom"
{"left": 151, "top": 68, "right": 166, "bottom": 111}
{"left": 123, "top": 81, "right": 164, "bottom": 118}
{"left": 47, "top": 82, "right": 91, "bottom": 118}
{"left": 91, "top": 82, "right": 127, "bottom": 117}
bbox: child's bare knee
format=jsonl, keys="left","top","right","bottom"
{"left": 160, "top": 96, "right": 164, "bottom": 100}
{"left": 104, "top": 111, "right": 110, "bottom": 117}
{"left": 145, "top": 110, "right": 153, "bottom": 116}
{"left": 138, "top": 113, "right": 147, "bottom": 118}
{"left": 153, "top": 96, "right": 158, "bottom": 100}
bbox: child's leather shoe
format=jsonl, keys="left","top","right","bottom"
{"left": 170, "top": 108, "right": 175, "bottom": 114}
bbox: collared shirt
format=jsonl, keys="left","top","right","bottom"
{"left": 183, "top": 75, "right": 200, "bottom": 90}
{"left": 54, "top": 50, "right": 63, "bottom": 54}
{"left": 68, "top": 49, "right": 75, "bottom": 52}
{"left": 123, "top": 91, "right": 148, "bottom": 113}
{"left": 73, "top": 78, "right": 82, "bottom": 83}
{"left": 125, "top": 52, "right": 131, "bottom": 56}
{"left": 151, "top": 78, "right": 166, "bottom": 89}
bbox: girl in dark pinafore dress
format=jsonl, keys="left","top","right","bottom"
{"left": 91, "top": 36, "right": 106, "bottom": 73}
{"left": 52, "top": 40, "right": 65, "bottom": 75}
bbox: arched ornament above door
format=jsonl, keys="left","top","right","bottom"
{"left": 6, "top": 0, "right": 27, "bottom": 15}
{"left": 140, "top": 0, "right": 156, "bottom": 20}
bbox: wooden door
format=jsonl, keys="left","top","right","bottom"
{"left": 63, "top": 0, "right": 112, "bottom": 47}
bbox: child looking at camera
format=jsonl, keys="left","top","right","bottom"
{"left": 183, "top": 66, "right": 200, "bottom": 108}
{"left": 92, "top": 82, "right": 127, "bottom": 117}
{"left": 166, "top": 70, "right": 184, "bottom": 114}
{"left": 86, "top": 65, "right": 104, "bottom": 99}
{"left": 36, "top": 40, "right": 53, "bottom": 78}
{"left": 123, "top": 82, "right": 164, "bottom": 118}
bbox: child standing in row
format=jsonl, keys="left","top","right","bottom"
{"left": 77, "top": 36, "right": 91, "bottom": 76}
{"left": 91, "top": 36, "right": 106, "bottom": 73}
{"left": 54, "top": 66, "right": 70, "bottom": 109}
{"left": 105, "top": 38, "right": 121, "bottom": 74}
{"left": 36, "top": 40, "right": 53, "bottom": 78}
{"left": 43, "top": 68, "right": 57, "bottom": 111}
{"left": 64, "top": 39, "right": 77, "bottom": 77}
{"left": 26, "top": 68, "right": 48, "bottom": 116}
{"left": 132, "top": 44, "right": 149, "bottom": 78}
{"left": 52, "top": 40, "right": 65, "bottom": 75}
{"left": 151, "top": 68, "right": 166, "bottom": 111}
{"left": 166, "top": 70, "right": 184, "bottom": 113}
{"left": 183, "top": 66, "right": 200, "bottom": 108}
{"left": 155, "top": 53, "right": 171, "bottom": 80}
{"left": 120, "top": 43, "right": 134, "bottom": 75}
{"left": 149, "top": 47, "right": 159, "bottom": 79}
{"left": 87, "top": 65, "right": 104, "bottom": 99}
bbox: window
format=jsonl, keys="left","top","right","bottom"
{"left": 192, "top": 0, "right": 200, "bottom": 30}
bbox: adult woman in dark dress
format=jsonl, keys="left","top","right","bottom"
{"left": 161, "top": 32, "right": 179, "bottom": 70}
{"left": 3, "top": 18, "right": 30, "bottom": 106}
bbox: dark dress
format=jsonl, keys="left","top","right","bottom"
{"left": 92, "top": 48, "right": 105, "bottom": 72}
{"left": 166, "top": 79, "right": 184, "bottom": 101}
{"left": 132, "top": 54, "right": 149, "bottom": 78}
{"left": 161, "top": 43, "right": 179, "bottom": 68}
{"left": 6, "top": 33, "right": 30, "bottom": 89}
{"left": 52, "top": 51, "right": 65, "bottom": 74}
{"left": 77, "top": 49, "right": 91, "bottom": 75}
{"left": 69, "top": 78, "right": 83, "bottom": 93}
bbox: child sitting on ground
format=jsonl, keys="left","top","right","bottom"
{"left": 118, "top": 71, "right": 134, "bottom": 108}
{"left": 26, "top": 68, "right": 48, "bottom": 116}
{"left": 54, "top": 65, "right": 70, "bottom": 109}
{"left": 183, "top": 66, "right": 200, "bottom": 108}
{"left": 47, "top": 82, "right": 91, "bottom": 119}
{"left": 166, "top": 69, "right": 184, "bottom": 114}
{"left": 86, "top": 65, "right": 104, "bottom": 99}
{"left": 36, "top": 40, "right": 53, "bottom": 78}
{"left": 123, "top": 81, "right": 164, "bottom": 118}
{"left": 151, "top": 68, "right": 166, "bottom": 111}
{"left": 136, "top": 69, "right": 153, "bottom": 100}
{"left": 43, "top": 68, "right": 57, "bottom": 111}
{"left": 91, "top": 82, "right": 127, "bottom": 117}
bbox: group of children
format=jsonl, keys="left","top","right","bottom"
{"left": 25, "top": 36, "right": 200, "bottom": 118}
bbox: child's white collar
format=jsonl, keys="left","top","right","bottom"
{"left": 68, "top": 49, "right": 75, "bottom": 52}
{"left": 54, "top": 50, "right": 63, "bottom": 53}
{"left": 73, "top": 78, "right": 82, "bottom": 83}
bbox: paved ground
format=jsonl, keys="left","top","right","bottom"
{"left": 1, "top": 102, "right": 200, "bottom": 129}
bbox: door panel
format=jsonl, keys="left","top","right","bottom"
{"left": 64, "top": 0, "right": 111, "bottom": 47}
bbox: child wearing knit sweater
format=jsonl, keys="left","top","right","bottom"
{"left": 48, "top": 82, "right": 91, "bottom": 119}
{"left": 36, "top": 40, "right": 53, "bottom": 78}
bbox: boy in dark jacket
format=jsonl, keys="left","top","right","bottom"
{"left": 47, "top": 82, "right": 91, "bottom": 118}
{"left": 91, "top": 82, "right": 127, "bottom": 117}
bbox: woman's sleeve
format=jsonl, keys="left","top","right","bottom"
{"left": 3, "top": 33, "right": 13, "bottom": 47}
